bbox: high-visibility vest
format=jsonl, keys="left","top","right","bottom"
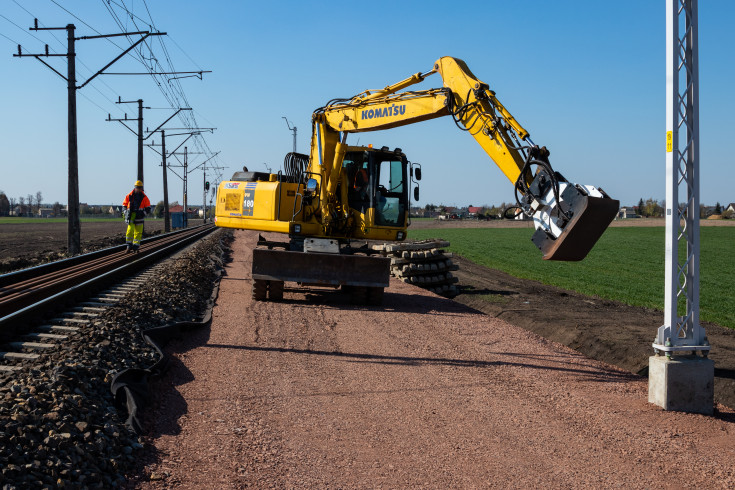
{"left": 123, "top": 190, "right": 151, "bottom": 224}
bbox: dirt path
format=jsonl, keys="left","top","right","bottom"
{"left": 134, "top": 230, "right": 735, "bottom": 488}
{"left": 450, "top": 256, "right": 735, "bottom": 409}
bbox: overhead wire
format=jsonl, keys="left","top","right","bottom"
{"left": 0, "top": 30, "right": 19, "bottom": 45}
{"left": 135, "top": 0, "right": 219, "bottom": 167}
{"left": 7, "top": 0, "right": 214, "bottom": 151}
{"left": 0, "top": 12, "right": 55, "bottom": 48}
{"left": 13, "top": 0, "right": 220, "bottom": 171}
{"left": 5, "top": 4, "right": 128, "bottom": 118}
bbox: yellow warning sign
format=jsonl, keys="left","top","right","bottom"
{"left": 666, "top": 131, "right": 673, "bottom": 152}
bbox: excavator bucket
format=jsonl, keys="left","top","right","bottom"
{"left": 532, "top": 193, "right": 619, "bottom": 262}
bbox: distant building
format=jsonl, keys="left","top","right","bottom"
{"left": 38, "top": 208, "right": 54, "bottom": 218}
{"left": 467, "top": 206, "right": 483, "bottom": 217}
{"left": 170, "top": 205, "right": 199, "bottom": 218}
{"left": 726, "top": 203, "right": 735, "bottom": 214}
{"left": 617, "top": 207, "right": 639, "bottom": 219}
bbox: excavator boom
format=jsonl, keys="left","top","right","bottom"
{"left": 313, "top": 56, "right": 618, "bottom": 260}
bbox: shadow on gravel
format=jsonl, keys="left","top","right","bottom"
{"left": 144, "top": 326, "right": 213, "bottom": 438}
{"left": 202, "top": 343, "right": 636, "bottom": 384}
{"left": 457, "top": 285, "right": 518, "bottom": 296}
{"left": 277, "top": 290, "right": 486, "bottom": 316}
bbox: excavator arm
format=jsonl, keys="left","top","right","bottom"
{"left": 311, "top": 56, "right": 619, "bottom": 261}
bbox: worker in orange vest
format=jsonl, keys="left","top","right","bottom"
{"left": 122, "top": 180, "right": 151, "bottom": 253}
{"left": 353, "top": 166, "right": 369, "bottom": 198}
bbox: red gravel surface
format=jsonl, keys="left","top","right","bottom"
{"left": 135, "top": 230, "right": 735, "bottom": 488}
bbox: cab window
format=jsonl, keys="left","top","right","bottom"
{"left": 374, "top": 158, "right": 406, "bottom": 227}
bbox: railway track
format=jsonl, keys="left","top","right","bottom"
{"left": 0, "top": 224, "right": 216, "bottom": 372}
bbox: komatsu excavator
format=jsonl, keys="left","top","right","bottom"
{"left": 214, "top": 57, "right": 619, "bottom": 304}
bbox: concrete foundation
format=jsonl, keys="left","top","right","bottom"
{"left": 648, "top": 355, "right": 714, "bottom": 415}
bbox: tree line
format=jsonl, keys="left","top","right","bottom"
{"left": 635, "top": 198, "right": 732, "bottom": 218}
{"left": 420, "top": 199, "right": 733, "bottom": 220}
{"left": 422, "top": 202, "right": 515, "bottom": 218}
{"left": 0, "top": 194, "right": 208, "bottom": 219}
{"left": 0, "top": 191, "right": 49, "bottom": 217}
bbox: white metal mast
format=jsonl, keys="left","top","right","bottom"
{"left": 655, "top": 0, "right": 709, "bottom": 357}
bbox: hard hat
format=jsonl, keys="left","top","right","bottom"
{"left": 134, "top": 180, "right": 143, "bottom": 187}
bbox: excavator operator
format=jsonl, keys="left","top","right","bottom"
{"left": 354, "top": 166, "right": 368, "bottom": 196}
{"left": 122, "top": 180, "right": 151, "bottom": 253}
{"left": 348, "top": 159, "right": 370, "bottom": 213}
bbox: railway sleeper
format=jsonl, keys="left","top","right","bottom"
{"left": 79, "top": 301, "right": 110, "bottom": 308}
{"left": 99, "top": 292, "right": 127, "bottom": 298}
{"left": 50, "top": 317, "right": 90, "bottom": 325}
{"left": 90, "top": 296, "right": 122, "bottom": 303}
{"left": 23, "top": 332, "right": 68, "bottom": 341}
{"left": 70, "top": 306, "right": 106, "bottom": 313}
{"left": 8, "top": 341, "right": 56, "bottom": 350}
{"left": 1, "top": 351, "right": 39, "bottom": 360}
{"left": 37, "top": 325, "right": 80, "bottom": 333}
{"left": 60, "top": 312, "right": 99, "bottom": 320}
{"left": 60, "top": 310, "right": 98, "bottom": 317}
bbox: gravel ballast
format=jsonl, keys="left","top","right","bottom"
{"left": 0, "top": 229, "right": 228, "bottom": 488}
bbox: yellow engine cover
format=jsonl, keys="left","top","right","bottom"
{"left": 215, "top": 180, "right": 299, "bottom": 233}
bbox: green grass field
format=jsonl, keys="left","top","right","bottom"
{"left": 408, "top": 226, "right": 735, "bottom": 329}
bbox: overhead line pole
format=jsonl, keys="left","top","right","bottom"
{"left": 649, "top": 0, "right": 713, "bottom": 415}
{"left": 153, "top": 135, "right": 207, "bottom": 229}
{"left": 113, "top": 107, "right": 192, "bottom": 232}
{"left": 107, "top": 97, "right": 150, "bottom": 182}
{"left": 162, "top": 130, "right": 169, "bottom": 231}
{"left": 146, "top": 110, "right": 193, "bottom": 232}
{"left": 202, "top": 161, "right": 225, "bottom": 223}
{"left": 67, "top": 24, "right": 79, "bottom": 256}
{"left": 13, "top": 20, "right": 165, "bottom": 255}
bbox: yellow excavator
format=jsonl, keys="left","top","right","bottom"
{"left": 214, "top": 57, "right": 619, "bottom": 304}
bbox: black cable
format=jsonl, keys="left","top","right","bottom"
{"left": 513, "top": 152, "right": 569, "bottom": 222}
{"left": 283, "top": 152, "right": 309, "bottom": 183}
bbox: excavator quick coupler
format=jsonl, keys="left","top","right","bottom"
{"left": 530, "top": 181, "right": 619, "bottom": 262}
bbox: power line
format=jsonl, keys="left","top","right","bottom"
{"left": 0, "top": 30, "right": 20, "bottom": 45}
{"left": 10, "top": 2, "right": 127, "bottom": 117}
{"left": 101, "top": 0, "right": 220, "bottom": 167}
{"left": 79, "top": 91, "right": 113, "bottom": 113}
{"left": 13, "top": 21, "right": 166, "bottom": 255}
{"left": 49, "top": 0, "right": 106, "bottom": 38}
{"left": 0, "top": 13, "right": 57, "bottom": 48}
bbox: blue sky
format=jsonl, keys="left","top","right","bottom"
{"left": 1, "top": 0, "right": 733, "bottom": 208}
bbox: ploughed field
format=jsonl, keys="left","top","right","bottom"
{"left": 0, "top": 219, "right": 203, "bottom": 273}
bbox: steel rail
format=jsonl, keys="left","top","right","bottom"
{"left": 0, "top": 225, "right": 207, "bottom": 288}
{"left": 1, "top": 226, "right": 207, "bottom": 306}
{"left": 0, "top": 225, "right": 215, "bottom": 337}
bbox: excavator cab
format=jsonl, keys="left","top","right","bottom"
{"left": 344, "top": 148, "right": 409, "bottom": 234}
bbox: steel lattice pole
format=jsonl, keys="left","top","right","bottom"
{"left": 655, "top": 0, "right": 708, "bottom": 357}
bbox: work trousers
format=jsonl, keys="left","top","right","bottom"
{"left": 125, "top": 223, "right": 144, "bottom": 249}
